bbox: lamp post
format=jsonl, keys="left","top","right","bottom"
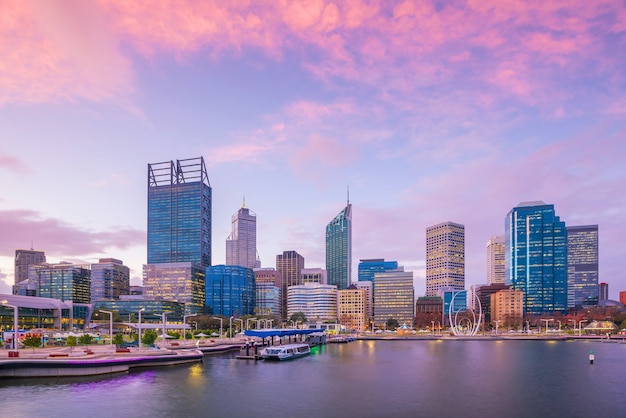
{"left": 138, "top": 308, "right": 145, "bottom": 348}
{"left": 183, "top": 314, "right": 195, "bottom": 342}
{"left": 1, "top": 300, "right": 19, "bottom": 350}
{"left": 246, "top": 318, "right": 256, "bottom": 330}
{"left": 99, "top": 310, "right": 114, "bottom": 347}
{"left": 494, "top": 320, "right": 499, "bottom": 335}
{"left": 431, "top": 321, "right": 435, "bottom": 335}
{"left": 161, "top": 311, "right": 171, "bottom": 347}
{"left": 234, "top": 318, "right": 244, "bottom": 335}
{"left": 579, "top": 320, "right": 588, "bottom": 337}
{"left": 229, "top": 316, "right": 234, "bottom": 338}
{"left": 557, "top": 320, "right": 561, "bottom": 335}
{"left": 212, "top": 317, "right": 223, "bottom": 338}
{"left": 541, "top": 319, "right": 553, "bottom": 335}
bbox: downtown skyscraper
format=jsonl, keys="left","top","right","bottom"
{"left": 325, "top": 200, "right": 352, "bottom": 290}
{"left": 144, "top": 157, "right": 211, "bottom": 314}
{"left": 486, "top": 235, "right": 505, "bottom": 285}
{"left": 226, "top": 201, "right": 260, "bottom": 269}
{"left": 567, "top": 225, "right": 599, "bottom": 308}
{"left": 505, "top": 201, "right": 567, "bottom": 314}
{"left": 147, "top": 157, "right": 212, "bottom": 266}
{"left": 425, "top": 221, "right": 465, "bottom": 296}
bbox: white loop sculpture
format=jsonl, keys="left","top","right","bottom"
{"left": 448, "top": 291, "right": 482, "bottom": 336}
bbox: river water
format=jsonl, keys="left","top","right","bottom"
{"left": 1, "top": 339, "right": 624, "bottom": 418}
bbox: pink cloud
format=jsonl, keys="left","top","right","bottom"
{"left": 0, "top": 209, "right": 144, "bottom": 258}
{"left": 0, "top": 154, "right": 31, "bottom": 174}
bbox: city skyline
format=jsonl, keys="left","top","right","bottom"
{"left": 1, "top": 2, "right": 625, "bottom": 299}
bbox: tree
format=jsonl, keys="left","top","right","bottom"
{"left": 113, "top": 333, "right": 125, "bottom": 347}
{"left": 386, "top": 318, "right": 399, "bottom": 331}
{"left": 23, "top": 335, "right": 42, "bottom": 353}
{"left": 142, "top": 329, "right": 157, "bottom": 346}
{"left": 66, "top": 335, "right": 77, "bottom": 352}
{"left": 78, "top": 334, "right": 93, "bottom": 348}
{"left": 289, "top": 312, "right": 307, "bottom": 326}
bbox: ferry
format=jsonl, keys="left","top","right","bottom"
{"left": 260, "top": 343, "right": 311, "bottom": 361}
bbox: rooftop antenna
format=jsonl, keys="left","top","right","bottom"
{"left": 347, "top": 186, "right": 350, "bottom": 205}
{"left": 242, "top": 196, "right": 246, "bottom": 208}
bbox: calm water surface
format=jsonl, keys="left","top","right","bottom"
{"left": 1, "top": 340, "right": 624, "bottom": 418}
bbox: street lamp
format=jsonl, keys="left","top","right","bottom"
{"left": 246, "top": 318, "right": 257, "bottom": 330}
{"left": 541, "top": 319, "right": 553, "bottom": 334}
{"left": 431, "top": 321, "right": 435, "bottom": 335}
{"left": 138, "top": 308, "right": 145, "bottom": 348}
{"left": 183, "top": 314, "right": 196, "bottom": 342}
{"left": 579, "top": 320, "right": 588, "bottom": 337}
{"left": 494, "top": 320, "right": 500, "bottom": 335}
{"left": 234, "top": 318, "right": 244, "bottom": 334}
{"left": 557, "top": 320, "right": 561, "bottom": 335}
{"left": 100, "top": 310, "right": 114, "bottom": 347}
{"left": 161, "top": 311, "right": 171, "bottom": 347}
{"left": 229, "top": 316, "right": 234, "bottom": 338}
{"left": 1, "top": 300, "right": 19, "bottom": 351}
{"left": 212, "top": 317, "right": 223, "bottom": 338}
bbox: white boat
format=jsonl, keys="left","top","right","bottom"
{"left": 260, "top": 343, "right": 311, "bottom": 361}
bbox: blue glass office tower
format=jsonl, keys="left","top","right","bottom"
{"left": 326, "top": 202, "right": 352, "bottom": 290}
{"left": 567, "top": 225, "right": 599, "bottom": 308}
{"left": 505, "top": 201, "right": 568, "bottom": 314}
{"left": 147, "top": 157, "right": 211, "bottom": 267}
{"left": 358, "top": 259, "right": 399, "bottom": 282}
{"left": 205, "top": 265, "right": 255, "bottom": 316}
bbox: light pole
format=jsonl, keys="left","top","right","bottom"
{"left": 557, "top": 320, "right": 561, "bottom": 335}
{"left": 1, "top": 300, "right": 19, "bottom": 351}
{"left": 161, "top": 311, "right": 171, "bottom": 347}
{"left": 541, "top": 319, "right": 553, "bottom": 334}
{"left": 229, "top": 316, "right": 234, "bottom": 338}
{"left": 568, "top": 319, "right": 576, "bottom": 334}
{"left": 431, "top": 321, "right": 435, "bottom": 335}
{"left": 183, "top": 314, "right": 195, "bottom": 341}
{"left": 579, "top": 320, "right": 588, "bottom": 337}
{"left": 234, "top": 318, "right": 244, "bottom": 335}
{"left": 246, "top": 318, "right": 256, "bottom": 330}
{"left": 99, "top": 310, "right": 114, "bottom": 347}
{"left": 494, "top": 320, "right": 499, "bottom": 335}
{"left": 138, "top": 308, "right": 145, "bottom": 348}
{"left": 212, "top": 317, "right": 223, "bottom": 338}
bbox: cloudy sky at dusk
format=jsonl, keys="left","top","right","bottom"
{"left": 1, "top": 0, "right": 625, "bottom": 298}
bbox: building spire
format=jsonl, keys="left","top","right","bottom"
{"left": 242, "top": 196, "right": 246, "bottom": 208}
{"left": 347, "top": 186, "right": 350, "bottom": 205}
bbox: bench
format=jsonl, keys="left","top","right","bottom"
{"left": 49, "top": 353, "right": 69, "bottom": 357}
{"left": 115, "top": 348, "right": 131, "bottom": 353}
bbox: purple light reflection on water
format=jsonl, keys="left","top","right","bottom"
{"left": 69, "top": 370, "right": 158, "bottom": 393}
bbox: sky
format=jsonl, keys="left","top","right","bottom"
{"left": 1, "top": 0, "right": 625, "bottom": 299}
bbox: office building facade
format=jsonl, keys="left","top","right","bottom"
{"left": 491, "top": 289, "right": 524, "bottom": 328}
{"left": 355, "top": 280, "right": 373, "bottom": 325}
{"left": 326, "top": 202, "right": 352, "bottom": 290}
{"left": 486, "top": 235, "right": 505, "bottom": 285}
{"left": 147, "top": 157, "right": 211, "bottom": 267}
{"left": 276, "top": 250, "right": 304, "bottom": 320}
{"left": 358, "top": 259, "right": 398, "bottom": 283}
{"left": 27, "top": 262, "right": 90, "bottom": 303}
{"left": 226, "top": 203, "right": 260, "bottom": 269}
{"left": 373, "top": 268, "right": 415, "bottom": 328}
{"left": 90, "top": 258, "right": 130, "bottom": 301}
{"left": 205, "top": 265, "right": 255, "bottom": 316}
{"left": 287, "top": 282, "right": 338, "bottom": 323}
{"left": 302, "top": 268, "right": 327, "bottom": 285}
{"left": 338, "top": 284, "right": 367, "bottom": 332}
{"left": 255, "top": 282, "right": 281, "bottom": 317}
{"left": 14, "top": 249, "right": 46, "bottom": 286}
{"left": 143, "top": 262, "right": 206, "bottom": 314}
{"left": 505, "top": 201, "right": 568, "bottom": 314}
{"left": 567, "top": 225, "right": 599, "bottom": 308}
{"left": 426, "top": 222, "right": 465, "bottom": 296}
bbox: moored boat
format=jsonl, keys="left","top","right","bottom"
{"left": 260, "top": 343, "right": 311, "bottom": 361}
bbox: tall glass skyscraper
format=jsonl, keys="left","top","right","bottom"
{"left": 205, "top": 265, "right": 255, "bottom": 316}
{"left": 326, "top": 202, "right": 352, "bottom": 290}
{"left": 426, "top": 222, "right": 465, "bottom": 296}
{"left": 225, "top": 202, "right": 260, "bottom": 269}
{"left": 567, "top": 225, "right": 599, "bottom": 308}
{"left": 505, "top": 201, "right": 568, "bottom": 314}
{"left": 147, "top": 157, "right": 211, "bottom": 267}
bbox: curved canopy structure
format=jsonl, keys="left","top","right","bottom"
{"left": 244, "top": 329, "right": 324, "bottom": 339}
